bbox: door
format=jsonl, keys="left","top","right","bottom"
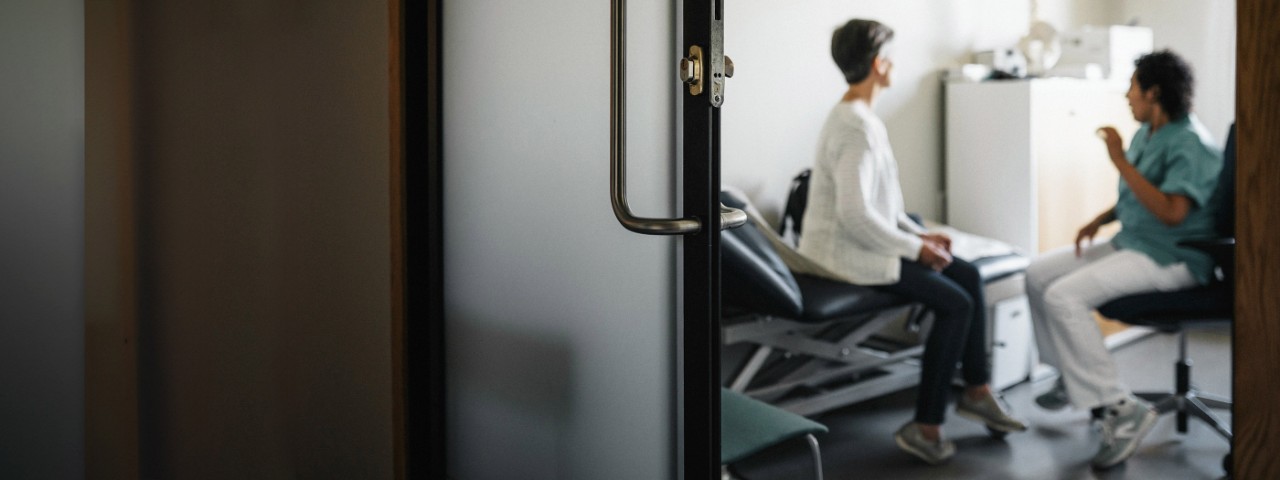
{"left": 433, "top": 0, "right": 726, "bottom": 478}
{"left": 611, "top": 0, "right": 741, "bottom": 478}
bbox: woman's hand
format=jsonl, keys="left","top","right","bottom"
{"left": 1098, "top": 126, "right": 1194, "bottom": 226}
{"left": 918, "top": 240, "right": 953, "bottom": 272}
{"left": 1097, "top": 126, "right": 1125, "bottom": 165}
{"left": 919, "top": 233, "right": 952, "bottom": 253}
{"left": 1075, "top": 219, "right": 1101, "bottom": 257}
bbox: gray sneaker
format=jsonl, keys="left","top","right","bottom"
{"left": 1035, "top": 377, "right": 1071, "bottom": 411}
{"left": 957, "top": 391, "right": 1028, "bottom": 433}
{"left": 1092, "top": 395, "right": 1159, "bottom": 469}
{"left": 894, "top": 422, "right": 956, "bottom": 465}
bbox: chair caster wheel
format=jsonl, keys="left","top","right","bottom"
{"left": 987, "top": 426, "right": 1009, "bottom": 440}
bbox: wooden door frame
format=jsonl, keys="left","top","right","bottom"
{"left": 1233, "top": 0, "right": 1280, "bottom": 477}
{"left": 85, "top": 0, "right": 140, "bottom": 477}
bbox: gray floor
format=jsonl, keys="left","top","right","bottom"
{"left": 732, "top": 326, "right": 1232, "bottom": 480}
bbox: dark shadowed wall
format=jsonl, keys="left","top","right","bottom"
{"left": 0, "top": 1, "right": 85, "bottom": 478}
{"left": 86, "top": 1, "right": 397, "bottom": 477}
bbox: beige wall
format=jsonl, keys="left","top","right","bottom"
{"left": 88, "top": 1, "right": 396, "bottom": 477}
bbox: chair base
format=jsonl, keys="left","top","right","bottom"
{"left": 1135, "top": 389, "right": 1232, "bottom": 441}
{"left": 1132, "top": 340, "right": 1232, "bottom": 442}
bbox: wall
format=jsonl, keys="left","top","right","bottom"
{"left": 86, "top": 0, "right": 140, "bottom": 476}
{"left": 443, "top": 0, "right": 676, "bottom": 478}
{"left": 116, "top": 2, "right": 395, "bottom": 477}
{"left": 0, "top": 1, "right": 85, "bottom": 478}
{"left": 1119, "top": 0, "right": 1237, "bottom": 140}
{"left": 720, "top": 0, "right": 1231, "bottom": 225}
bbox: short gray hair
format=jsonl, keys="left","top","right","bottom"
{"left": 831, "top": 19, "right": 894, "bottom": 84}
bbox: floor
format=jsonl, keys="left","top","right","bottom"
{"left": 731, "top": 326, "right": 1233, "bottom": 480}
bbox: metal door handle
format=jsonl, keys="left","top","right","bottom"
{"left": 611, "top": 0, "right": 746, "bottom": 234}
{"left": 720, "top": 204, "right": 747, "bottom": 229}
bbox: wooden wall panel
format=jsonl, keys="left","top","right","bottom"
{"left": 85, "top": 0, "right": 140, "bottom": 477}
{"left": 1234, "top": 0, "right": 1280, "bottom": 477}
{"left": 390, "top": 0, "right": 406, "bottom": 477}
{"left": 123, "top": 2, "right": 394, "bottom": 477}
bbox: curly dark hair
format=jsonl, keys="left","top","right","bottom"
{"left": 831, "top": 19, "right": 894, "bottom": 84}
{"left": 1134, "top": 50, "right": 1195, "bottom": 120}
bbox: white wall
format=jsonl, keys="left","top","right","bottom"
{"left": 721, "top": 0, "right": 1231, "bottom": 225}
{"left": 444, "top": 0, "right": 675, "bottom": 479}
{"left": 723, "top": 0, "right": 1071, "bottom": 223}
{"left": 0, "top": 1, "right": 84, "bottom": 478}
{"left": 1119, "top": 0, "right": 1237, "bottom": 141}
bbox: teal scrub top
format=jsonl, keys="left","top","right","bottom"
{"left": 1111, "top": 114, "right": 1223, "bottom": 285}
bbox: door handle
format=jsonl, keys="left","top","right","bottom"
{"left": 719, "top": 204, "right": 747, "bottom": 228}
{"left": 610, "top": 0, "right": 746, "bottom": 234}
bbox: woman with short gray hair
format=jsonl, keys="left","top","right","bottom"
{"left": 797, "top": 19, "right": 1027, "bottom": 464}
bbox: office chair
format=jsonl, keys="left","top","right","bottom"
{"left": 1096, "top": 123, "right": 1236, "bottom": 448}
{"left": 721, "top": 388, "right": 828, "bottom": 480}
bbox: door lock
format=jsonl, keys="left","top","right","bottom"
{"left": 679, "top": 46, "right": 704, "bottom": 95}
{"left": 678, "top": 46, "right": 733, "bottom": 106}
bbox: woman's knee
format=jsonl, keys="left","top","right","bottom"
{"left": 1041, "top": 280, "right": 1084, "bottom": 313}
{"left": 1025, "top": 259, "right": 1055, "bottom": 295}
{"left": 946, "top": 260, "right": 982, "bottom": 289}
{"left": 932, "top": 288, "right": 975, "bottom": 319}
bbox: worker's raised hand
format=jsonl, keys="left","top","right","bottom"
{"left": 1096, "top": 126, "right": 1125, "bottom": 164}
{"left": 918, "top": 240, "right": 953, "bottom": 272}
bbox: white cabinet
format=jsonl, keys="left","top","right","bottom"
{"left": 981, "top": 272, "right": 1036, "bottom": 390}
{"left": 945, "top": 79, "right": 1138, "bottom": 254}
{"left": 991, "top": 295, "right": 1034, "bottom": 390}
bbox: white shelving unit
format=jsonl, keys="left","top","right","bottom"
{"left": 945, "top": 78, "right": 1137, "bottom": 255}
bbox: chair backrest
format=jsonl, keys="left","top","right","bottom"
{"left": 1212, "top": 123, "right": 1237, "bottom": 238}
{"left": 721, "top": 190, "right": 804, "bottom": 318}
{"left": 778, "top": 167, "right": 928, "bottom": 245}
{"left": 778, "top": 169, "right": 812, "bottom": 241}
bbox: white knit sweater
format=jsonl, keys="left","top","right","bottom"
{"left": 797, "top": 100, "right": 925, "bottom": 285}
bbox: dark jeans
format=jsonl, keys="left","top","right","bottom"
{"left": 877, "top": 258, "right": 989, "bottom": 425}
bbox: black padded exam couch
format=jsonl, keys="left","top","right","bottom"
{"left": 720, "top": 190, "right": 1030, "bottom": 416}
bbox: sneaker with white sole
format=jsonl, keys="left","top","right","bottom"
{"left": 1091, "top": 395, "right": 1159, "bottom": 469}
{"left": 894, "top": 422, "right": 955, "bottom": 465}
{"left": 957, "top": 391, "right": 1028, "bottom": 433}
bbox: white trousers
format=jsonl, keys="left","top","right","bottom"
{"left": 1025, "top": 241, "right": 1197, "bottom": 409}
